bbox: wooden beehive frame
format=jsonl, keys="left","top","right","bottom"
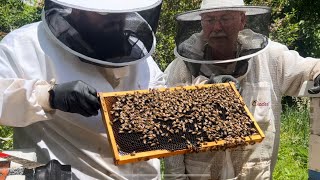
{"left": 98, "top": 83, "right": 265, "bottom": 165}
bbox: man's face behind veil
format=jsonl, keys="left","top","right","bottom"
{"left": 75, "top": 12, "right": 130, "bottom": 60}
{"left": 201, "top": 11, "right": 246, "bottom": 52}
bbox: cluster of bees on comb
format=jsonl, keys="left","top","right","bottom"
{"left": 109, "top": 85, "right": 258, "bottom": 155}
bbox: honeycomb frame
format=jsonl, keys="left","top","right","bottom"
{"left": 98, "top": 83, "right": 265, "bottom": 165}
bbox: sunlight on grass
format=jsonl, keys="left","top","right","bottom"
{"left": 273, "top": 105, "right": 309, "bottom": 180}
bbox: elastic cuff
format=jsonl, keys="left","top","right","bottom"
{"left": 313, "top": 73, "right": 320, "bottom": 81}
{"left": 34, "top": 82, "right": 55, "bottom": 112}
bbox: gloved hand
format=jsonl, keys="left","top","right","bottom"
{"left": 49, "top": 80, "right": 100, "bottom": 117}
{"left": 308, "top": 74, "right": 320, "bottom": 94}
{"left": 206, "top": 74, "right": 241, "bottom": 92}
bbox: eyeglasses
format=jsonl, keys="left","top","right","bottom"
{"left": 201, "top": 15, "right": 235, "bottom": 26}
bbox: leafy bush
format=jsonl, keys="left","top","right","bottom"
{"left": 246, "top": 0, "right": 320, "bottom": 57}
{"left": 0, "top": 0, "right": 42, "bottom": 39}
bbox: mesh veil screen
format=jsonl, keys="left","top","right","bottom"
{"left": 175, "top": 8, "right": 271, "bottom": 64}
{"left": 175, "top": 13, "right": 270, "bottom": 46}
{"left": 43, "top": 0, "right": 161, "bottom": 66}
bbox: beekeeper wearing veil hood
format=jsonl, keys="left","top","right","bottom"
{"left": 164, "top": 0, "right": 320, "bottom": 179}
{"left": 0, "top": 0, "right": 164, "bottom": 179}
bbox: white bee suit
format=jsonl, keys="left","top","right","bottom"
{"left": 163, "top": 36, "right": 320, "bottom": 179}
{"left": 0, "top": 21, "right": 164, "bottom": 180}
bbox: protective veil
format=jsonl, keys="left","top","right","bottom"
{"left": 163, "top": 0, "right": 320, "bottom": 179}
{"left": 0, "top": 0, "right": 165, "bottom": 179}
{"left": 43, "top": 0, "right": 161, "bottom": 67}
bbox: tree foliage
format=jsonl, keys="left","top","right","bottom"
{"left": 246, "top": 0, "right": 320, "bottom": 57}
{"left": 0, "top": 0, "right": 42, "bottom": 39}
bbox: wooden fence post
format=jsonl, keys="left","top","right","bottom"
{"left": 298, "top": 81, "right": 320, "bottom": 180}
{"left": 309, "top": 98, "right": 320, "bottom": 180}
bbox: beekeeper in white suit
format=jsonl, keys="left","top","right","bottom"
{"left": 164, "top": 0, "right": 320, "bottom": 179}
{"left": 0, "top": 0, "right": 164, "bottom": 179}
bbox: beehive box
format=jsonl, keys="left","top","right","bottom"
{"left": 98, "top": 83, "right": 265, "bottom": 165}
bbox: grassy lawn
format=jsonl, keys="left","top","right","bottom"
{"left": 273, "top": 105, "right": 309, "bottom": 180}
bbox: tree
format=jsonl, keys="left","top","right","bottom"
{"left": 0, "top": 0, "right": 42, "bottom": 39}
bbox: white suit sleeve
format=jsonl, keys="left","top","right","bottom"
{"left": 271, "top": 42, "right": 320, "bottom": 96}
{"left": 0, "top": 37, "right": 54, "bottom": 127}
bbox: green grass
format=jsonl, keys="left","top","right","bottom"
{"left": 273, "top": 105, "right": 309, "bottom": 180}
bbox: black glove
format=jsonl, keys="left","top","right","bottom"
{"left": 206, "top": 74, "right": 241, "bottom": 92}
{"left": 308, "top": 74, "right": 320, "bottom": 94}
{"left": 49, "top": 80, "right": 100, "bottom": 117}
